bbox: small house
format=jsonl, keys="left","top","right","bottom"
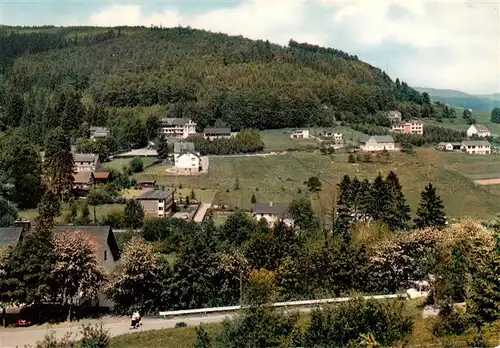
{"left": 290, "top": 130, "right": 309, "bottom": 139}
{"left": 136, "top": 189, "right": 175, "bottom": 217}
{"left": 89, "top": 127, "right": 110, "bottom": 140}
{"left": 138, "top": 180, "right": 156, "bottom": 189}
{"left": 73, "top": 171, "right": 95, "bottom": 189}
{"left": 436, "top": 142, "right": 461, "bottom": 152}
{"left": 461, "top": 140, "right": 491, "bottom": 155}
{"left": 175, "top": 151, "right": 202, "bottom": 173}
{"left": 74, "top": 153, "right": 99, "bottom": 172}
{"left": 466, "top": 124, "right": 491, "bottom": 138}
{"left": 252, "top": 202, "right": 293, "bottom": 227}
{"left": 359, "top": 135, "right": 396, "bottom": 152}
{"left": 93, "top": 172, "right": 110, "bottom": 185}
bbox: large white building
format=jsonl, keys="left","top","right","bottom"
{"left": 173, "top": 142, "right": 202, "bottom": 173}
{"left": 461, "top": 140, "right": 491, "bottom": 155}
{"left": 158, "top": 118, "right": 197, "bottom": 139}
{"left": 359, "top": 135, "right": 397, "bottom": 152}
{"left": 466, "top": 124, "right": 491, "bottom": 138}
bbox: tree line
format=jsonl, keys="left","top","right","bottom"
{"left": 187, "top": 130, "right": 264, "bottom": 155}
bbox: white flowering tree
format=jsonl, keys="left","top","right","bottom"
{"left": 53, "top": 231, "right": 105, "bottom": 321}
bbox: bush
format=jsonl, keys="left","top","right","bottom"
{"left": 80, "top": 322, "right": 110, "bottom": 348}
{"left": 431, "top": 304, "right": 469, "bottom": 337}
{"left": 129, "top": 157, "right": 144, "bottom": 173}
{"left": 348, "top": 154, "right": 355, "bottom": 163}
{"left": 175, "top": 322, "right": 187, "bottom": 328}
{"left": 304, "top": 299, "right": 413, "bottom": 347}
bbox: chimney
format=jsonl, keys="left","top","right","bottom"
{"left": 14, "top": 220, "right": 31, "bottom": 231}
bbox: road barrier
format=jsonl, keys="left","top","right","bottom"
{"left": 159, "top": 293, "right": 412, "bottom": 317}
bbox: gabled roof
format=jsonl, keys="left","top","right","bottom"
{"left": 93, "top": 172, "right": 110, "bottom": 180}
{"left": 0, "top": 227, "right": 24, "bottom": 247}
{"left": 174, "top": 142, "right": 195, "bottom": 153}
{"left": 203, "top": 127, "right": 231, "bottom": 134}
{"left": 137, "top": 189, "right": 173, "bottom": 200}
{"left": 74, "top": 153, "right": 98, "bottom": 163}
{"left": 73, "top": 171, "right": 94, "bottom": 184}
{"left": 472, "top": 124, "right": 490, "bottom": 132}
{"left": 159, "top": 118, "right": 193, "bottom": 126}
{"left": 52, "top": 225, "right": 120, "bottom": 262}
{"left": 462, "top": 140, "right": 491, "bottom": 146}
{"left": 177, "top": 150, "right": 200, "bottom": 159}
{"left": 360, "top": 135, "right": 395, "bottom": 143}
{"left": 252, "top": 203, "right": 290, "bottom": 215}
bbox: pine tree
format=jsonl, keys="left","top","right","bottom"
{"left": 251, "top": 193, "right": 257, "bottom": 204}
{"left": 61, "top": 92, "right": 84, "bottom": 134}
{"left": 157, "top": 136, "right": 169, "bottom": 161}
{"left": 369, "top": 173, "right": 391, "bottom": 223}
{"left": 385, "top": 171, "right": 411, "bottom": 231}
{"left": 414, "top": 183, "right": 446, "bottom": 229}
{"left": 36, "top": 190, "right": 61, "bottom": 231}
{"left": 43, "top": 127, "right": 74, "bottom": 199}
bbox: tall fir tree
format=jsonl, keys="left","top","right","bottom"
{"left": 384, "top": 171, "right": 411, "bottom": 231}
{"left": 61, "top": 92, "right": 84, "bottom": 135}
{"left": 156, "top": 136, "right": 169, "bottom": 161}
{"left": 368, "top": 173, "right": 392, "bottom": 223}
{"left": 414, "top": 183, "right": 446, "bottom": 229}
{"left": 43, "top": 127, "right": 75, "bottom": 199}
{"left": 36, "top": 190, "right": 61, "bottom": 231}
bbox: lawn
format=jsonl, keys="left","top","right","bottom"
{"left": 260, "top": 129, "right": 320, "bottom": 152}
{"left": 109, "top": 311, "right": 500, "bottom": 348}
{"left": 104, "top": 157, "right": 158, "bottom": 172}
{"left": 19, "top": 203, "right": 125, "bottom": 224}
{"left": 424, "top": 108, "right": 500, "bottom": 135}
{"left": 133, "top": 148, "right": 500, "bottom": 220}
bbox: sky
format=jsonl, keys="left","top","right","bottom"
{"left": 1, "top": 0, "right": 499, "bottom": 95}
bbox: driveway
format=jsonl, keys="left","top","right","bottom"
{"left": 193, "top": 203, "right": 212, "bottom": 222}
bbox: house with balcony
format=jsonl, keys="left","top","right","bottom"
{"left": 74, "top": 153, "right": 99, "bottom": 172}
{"left": 158, "top": 118, "right": 197, "bottom": 139}
{"left": 203, "top": 127, "right": 233, "bottom": 140}
{"left": 136, "top": 189, "right": 175, "bottom": 217}
{"left": 391, "top": 120, "right": 424, "bottom": 135}
{"left": 461, "top": 140, "right": 491, "bottom": 155}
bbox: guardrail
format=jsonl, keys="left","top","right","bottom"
{"left": 159, "top": 293, "right": 410, "bottom": 317}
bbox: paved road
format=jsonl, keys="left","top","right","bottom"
{"left": 193, "top": 203, "right": 212, "bottom": 222}
{"left": 0, "top": 314, "right": 233, "bottom": 348}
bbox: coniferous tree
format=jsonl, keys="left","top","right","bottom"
{"left": 157, "top": 136, "right": 169, "bottom": 161}
{"left": 414, "top": 183, "right": 446, "bottom": 229}
{"left": 43, "top": 127, "right": 74, "bottom": 199}
{"left": 385, "top": 171, "right": 411, "bottom": 231}
{"left": 36, "top": 190, "right": 61, "bottom": 231}
{"left": 61, "top": 92, "right": 84, "bottom": 134}
{"left": 368, "top": 173, "right": 392, "bottom": 223}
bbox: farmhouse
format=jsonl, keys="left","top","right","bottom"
{"left": 136, "top": 189, "right": 175, "bottom": 217}
{"left": 73, "top": 171, "right": 95, "bottom": 190}
{"left": 89, "top": 126, "right": 109, "bottom": 140}
{"left": 158, "top": 118, "right": 197, "bottom": 139}
{"left": 387, "top": 110, "right": 402, "bottom": 123}
{"left": 391, "top": 120, "right": 424, "bottom": 135}
{"left": 359, "top": 135, "right": 396, "bottom": 152}
{"left": 203, "top": 127, "right": 232, "bottom": 140}
{"left": 252, "top": 202, "right": 293, "bottom": 227}
{"left": 290, "top": 129, "right": 309, "bottom": 139}
{"left": 466, "top": 124, "right": 490, "bottom": 138}
{"left": 74, "top": 153, "right": 99, "bottom": 172}
{"left": 461, "top": 140, "right": 491, "bottom": 155}
{"left": 436, "top": 142, "right": 462, "bottom": 152}
{"left": 175, "top": 151, "right": 202, "bottom": 173}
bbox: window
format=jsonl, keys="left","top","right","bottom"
{"left": 159, "top": 206, "right": 163, "bottom": 211}
{"left": 104, "top": 250, "right": 107, "bottom": 261}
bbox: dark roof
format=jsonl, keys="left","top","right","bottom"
{"left": 137, "top": 189, "right": 173, "bottom": 200}
{"left": 0, "top": 227, "right": 24, "bottom": 247}
{"left": 74, "top": 153, "right": 98, "bottom": 163}
{"left": 52, "top": 225, "right": 120, "bottom": 262}
{"left": 462, "top": 140, "right": 491, "bottom": 146}
{"left": 252, "top": 203, "right": 290, "bottom": 215}
{"left": 177, "top": 150, "right": 200, "bottom": 159}
{"left": 159, "top": 118, "right": 192, "bottom": 126}
{"left": 174, "top": 142, "right": 195, "bottom": 153}
{"left": 203, "top": 127, "right": 231, "bottom": 134}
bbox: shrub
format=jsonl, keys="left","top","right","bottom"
{"left": 129, "top": 157, "right": 144, "bottom": 173}
{"left": 175, "top": 322, "right": 187, "bottom": 328}
{"left": 304, "top": 299, "right": 413, "bottom": 347}
{"left": 431, "top": 304, "right": 469, "bottom": 337}
{"left": 348, "top": 154, "right": 355, "bottom": 163}
{"left": 80, "top": 322, "right": 110, "bottom": 348}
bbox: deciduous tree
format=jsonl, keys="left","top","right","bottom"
{"left": 123, "top": 200, "right": 144, "bottom": 229}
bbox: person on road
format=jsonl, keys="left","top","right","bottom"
{"left": 131, "top": 311, "right": 141, "bottom": 329}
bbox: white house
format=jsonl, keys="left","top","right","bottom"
{"left": 466, "top": 124, "right": 491, "bottom": 138}
{"left": 461, "top": 140, "right": 491, "bottom": 155}
{"left": 158, "top": 118, "right": 197, "bottom": 139}
{"left": 89, "top": 127, "right": 110, "bottom": 140}
{"left": 252, "top": 202, "right": 293, "bottom": 227}
{"left": 436, "top": 142, "right": 461, "bottom": 152}
{"left": 359, "top": 135, "right": 397, "bottom": 152}
{"left": 175, "top": 151, "right": 202, "bottom": 173}
{"left": 73, "top": 153, "right": 99, "bottom": 172}
{"left": 290, "top": 129, "right": 309, "bottom": 139}
{"left": 391, "top": 120, "right": 424, "bottom": 135}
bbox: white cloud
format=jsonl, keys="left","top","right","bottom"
{"left": 86, "top": 0, "right": 500, "bottom": 94}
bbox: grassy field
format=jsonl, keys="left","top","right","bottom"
{"left": 133, "top": 148, "right": 500, "bottom": 220}
{"left": 19, "top": 203, "right": 125, "bottom": 224}
{"left": 109, "top": 314, "right": 500, "bottom": 348}
{"left": 424, "top": 108, "right": 500, "bottom": 135}
{"left": 260, "top": 129, "right": 320, "bottom": 152}
{"left": 104, "top": 157, "right": 158, "bottom": 172}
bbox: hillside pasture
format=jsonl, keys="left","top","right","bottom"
{"left": 134, "top": 148, "right": 500, "bottom": 220}
{"left": 424, "top": 108, "right": 500, "bottom": 135}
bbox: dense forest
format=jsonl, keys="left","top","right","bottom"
{"left": 0, "top": 25, "right": 429, "bottom": 148}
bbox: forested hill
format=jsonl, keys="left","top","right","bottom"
{"left": 0, "top": 26, "right": 425, "bottom": 145}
